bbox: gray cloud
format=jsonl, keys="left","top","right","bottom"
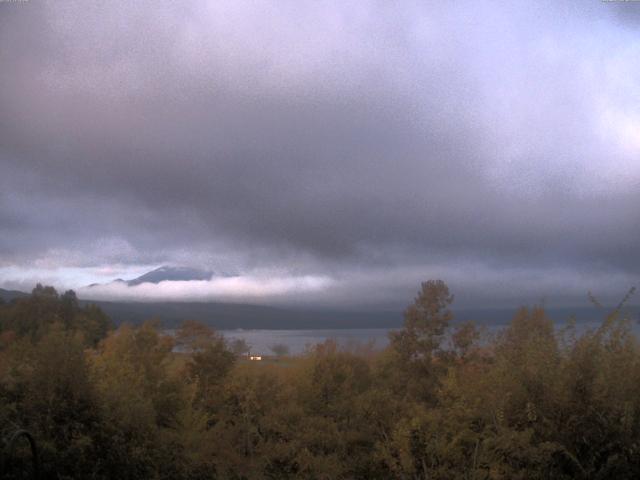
{"left": 1, "top": 0, "right": 639, "bottom": 307}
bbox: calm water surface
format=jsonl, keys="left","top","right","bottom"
{"left": 165, "top": 318, "right": 640, "bottom": 356}
{"left": 220, "top": 328, "right": 391, "bottom": 355}
{"left": 218, "top": 319, "right": 640, "bottom": 356}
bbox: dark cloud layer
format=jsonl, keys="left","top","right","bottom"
{"left": 1, "top": 0, "right": 639, "bottom": 307}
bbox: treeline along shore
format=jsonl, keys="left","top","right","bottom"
{"left": 1, "top": 281, "right": 640, "bottom": 479}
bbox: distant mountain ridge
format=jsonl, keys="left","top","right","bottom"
{"left": 64, "top": 303, "right": 640, "bottom": 330}
{"left": 88, "top": 265, "right": 232, "bottom": 288}
{"left": 0, "top": 288, "right": 29, "bottom": 302}
{"left": 125, "top": 265, "right": 218, "bottom": 286}
{"left": 81, "top": 300, "right": 404, "bottom": 330}
{"left": 1, "top": 285, "right": 402, "bottom": 329}
{"left": 4, "top": 286, "right": 639, "bottom": 330}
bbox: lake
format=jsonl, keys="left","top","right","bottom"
{"left": 218, "top": 318, "right": 640, "bottom": 356}
{"left": 220, "top": 328, "right": 392, "bottom": 355}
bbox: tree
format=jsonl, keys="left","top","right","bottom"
{"left": 451, "top": 321, "right": 481, "bottom": 360}
{"left": 2, "top": 325, "right": 102, "bottom": 478}
{"left": 387, "top": 280, "right": 454, "bottom": 402}
{"left": 89, "top": 323, "right": 188, "bottom": 478}
{"left": 230, "top": 338, "right": 251, "bottom": 356}
{"left": 175, "top": 320, "right": 215, "bottom": 352}
{"left": 185, "top": 329, "right": 236, "bottom": 410}
{"left": 0, "top": 285, "right": 112, "bottom": 345}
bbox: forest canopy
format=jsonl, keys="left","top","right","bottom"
{"left": 1, "top": 281, "right": 639, "bottom": 479}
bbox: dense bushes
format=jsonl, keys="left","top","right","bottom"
{"left": 1, "top": 281, "right": 639, "bottom": 479}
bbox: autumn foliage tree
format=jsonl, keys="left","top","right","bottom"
{"left": 2, "top": 281, "right": 640, "bottom": 479}
{"left": 387, "top": 279, "right": 455, "bottom": 402}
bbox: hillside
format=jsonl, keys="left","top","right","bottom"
{"left": 0, "top": 288, "right": 29, "bottom": 302}
{"left": 80, "top": 299, "right": 403, "bottom": 329}
{"left": 4, "top": 286, "right": 638, "bottom": 329}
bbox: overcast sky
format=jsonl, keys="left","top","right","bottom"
{"left": 1, "top": 0, "right": 639, "bottom": 309}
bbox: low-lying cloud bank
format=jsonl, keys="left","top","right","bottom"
{"left": 77, "top": 274, "right": 333, "bottom": 304}
{"left": 72, "top": 263, "right": 638, "bottom": 310}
